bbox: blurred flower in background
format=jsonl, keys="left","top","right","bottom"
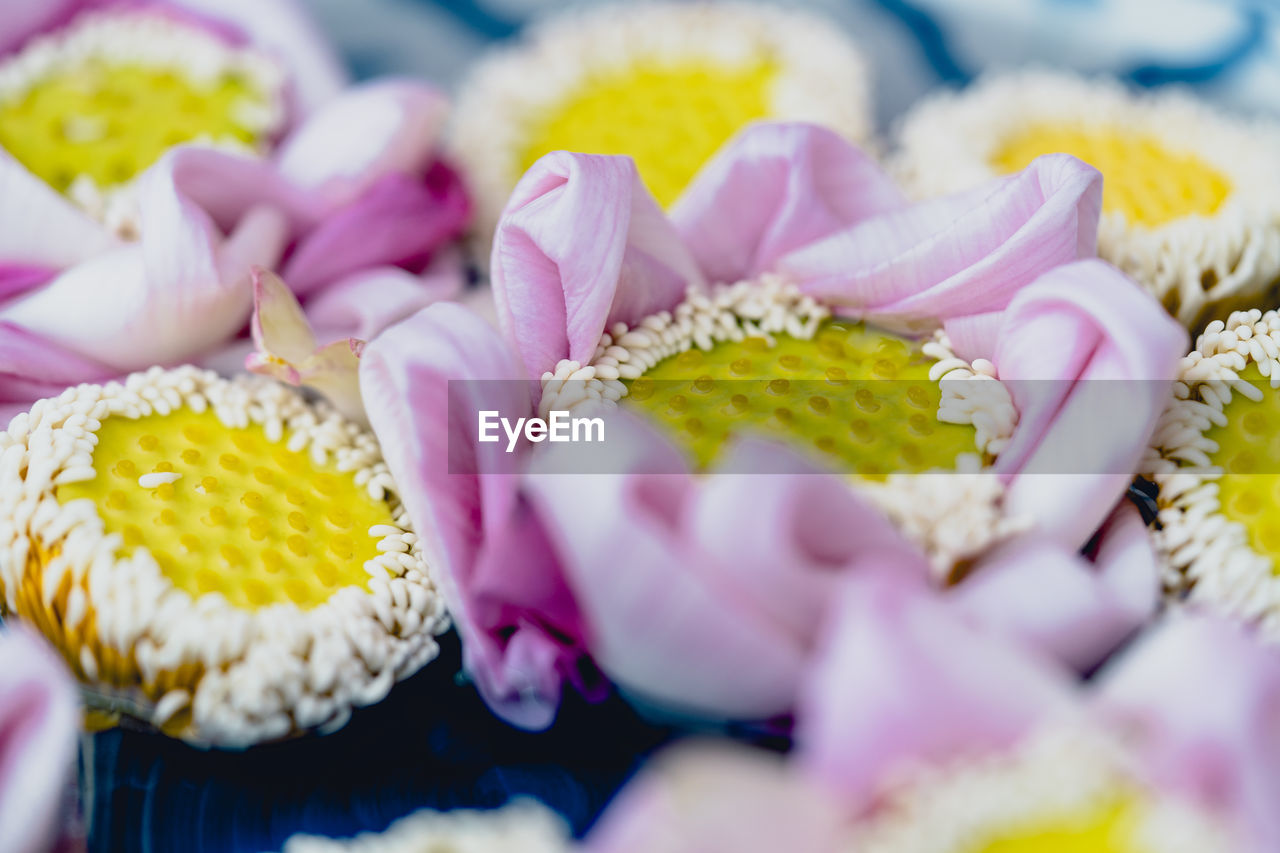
{"left": 0, "top": 0, "right": 469, "bottom": 420}
{"left": 299, "top": 0, "right": 1280, "bottom": 123}
{"left": 0, "top": 626, "right": 80, "bottom": 853}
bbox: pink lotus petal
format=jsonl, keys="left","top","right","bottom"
{"left": 0, "top": 148, "right": 290, "bottom": 370}
{"left": 1096, "top": 615, "right": 1280, "bottom": 850}
{"left": 671, "top": 122, "right": 906, "bottom": 284}
{"left": 168, "top": 0, "right": 347, "bottom": 114}
{"left": 526, "top": 416, "right": 928, "bottom": 720}
{"left": 304, "top": 253, "right": 466, "bottom": 344}
{"left": 586, "top": 743, "right": 852, "bottom": 853}
{"left": 795, "top": 570, "right": 1074, "bottom": 806}
{"left": 0, "top": 263, "right": 54, "bottom": 302}
{"left": 491, "top": 151, "right": 704, "bottom": 384}
{"left": 0, "top": 0, "right": 79, "bottom": 54}
{"left": 777, "top": 153, "right": 1103, "bottom": 333}
{"left": 275, "top": 80, "right": 448, "bottom": 209}
{"left": 282, "top": 161, "right": 470, "bottom": 296}
{"left": 0, "top": 627, "right": 79, "bottom": 853}
{"left": 990, "top": 259, "right": 1187, "bottom": 549}
{"left": 360, "top": 303, "right": 578, "bottom": 729}
{"left": 950, "top": 502, "right": 1159, "bottom": 673}
{"left": 0, "top": 151, "right": 117, "bottom": 269}
{"left": 0, "top": 324, "right": 116, "bottom": 421}
{"left": 250, "top": 268, "right": 316, "bottom": 364}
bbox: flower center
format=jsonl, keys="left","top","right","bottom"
{"left": 0, "top": 13, "right": 281, "bottom": 201}
{"left": 991, "top": 124, "right": 1230, "bottom": 227}
{"left": 517, "top": 59, "right": 776, "bottom": 207}
{"left": 622, "top": 319, "right": 978, "bottom": 475}
{"left": 1205, "top": 363, "right": 1280, "bottom": 570}
{"left": 969, "top": 796, "right": 1148, "bottom": 853}
{"left": 58, "top": 408, "right": 390, "bottom": 610}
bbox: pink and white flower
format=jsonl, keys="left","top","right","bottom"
{"left": 361, "top": 122, "right": 1185, "bottom": 729}
{"left": 0, "top": 0, "right": 470, "bottom": 418}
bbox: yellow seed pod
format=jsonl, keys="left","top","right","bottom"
{"left": 0, "top": 367, "right": 446, "bottom": 746}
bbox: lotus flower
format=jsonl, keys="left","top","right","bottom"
{"left": 584, "top": 574, "right": 1280, "bottom": 853}
{"left": 0, "top": 0, "right": 470, "bottom": 419}
{"left": 361, "top": 122, "right": 1184, "bottom": 729}
{"left": 0, "top": 626, "right": 80, "bottom": 853}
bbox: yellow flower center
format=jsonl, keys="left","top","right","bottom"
{"left": 991, "top": 124, "right": 1231, "bottom": 227}
{"left": 622, "top": 320, "right": 977, "bottom": 474}
{"left": 58, "top": 408, "right": 392, "bottom": 610}
{"left": 970, "top": 796, "right": 1150, "bottom": 853}
{"left": 0, "top": 37, "right": 274, "bottom": 196}
{"left": 1206, "top": 363, "right": 1280, "bottom": 570}
{"left": 518, "top": 59, "right": 777, "bottom": 208}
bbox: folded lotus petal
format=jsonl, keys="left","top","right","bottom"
{"left": 275, "top": 80, "right": 448, "bottom": 210}
{"left": 0, "top": 324, "right": 116, "bottom": 421}
{"left": 0, "top": 321, "right": 115, "bottom": 389}
{"left": 795, "top": 570, "right": 1074, "bottom": 806}
{"left": 1095, "top": 615, "right": 1280, "bottom": 850}
{"left": 0, "top": 627, "right": 79, "bottom": 853}
{"left": 0, "top": 150, "right": 290, "bottom": 370}
{"left": 990, "top": 260, "right": 1187, "bottom": 548}
{"left": 670, "top": 122, "right": 906, "bottom": 285}
{"left": 155, "top": 145, "right": 307, "bottom": 233}
{"left": 361, "top": 303, "right": 578, "bottom": 728}
{"left": 282, "top": 161, "right": 470, "bottom": 296}
{"left": 586, "top": 744, "right": 851, "bottom": 853}
{"left": 0, "top": 152, "right": 117, "bottom": 269}
{"left": 690, "top": 441, "right": 929, "bottom": 650}
{"left": 0, "top": 0, "right": 78, "bottom": 53}
{"left": 491, "top": 151, "right": 704, "bottom": 383}
{"left": 249, "top": 268, "right": 316, "bottom": 365}
{"left": 167, "top": 0, "right": 347, "bottom": 113}
{"left": 777, "top": 154, "right": 1102, "bottom": 333}
{"left": 527, "top": 418, "right": 926, "bottom": 720}
{"left": 949, "top": 502, "right": 1159, "bottom": 673}
{"left": 304, "top": 255, "right": 465, "bottom": 344}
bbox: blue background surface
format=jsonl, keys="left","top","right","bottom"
{"left": 90, "top": 1, "right": 1278, "bottom": 849}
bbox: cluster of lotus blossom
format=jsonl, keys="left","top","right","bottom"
{"left": 2, "top": 1, "right": 1280, "bottom": 851}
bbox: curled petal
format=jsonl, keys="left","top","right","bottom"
{"left": 275, "top": 80, "right": 449, "bottom": 210}
{"left": 526, "top": 415, "right": 927, "bottom": 720}
{"left": 0, "top": 151, "right": 117, "bottom": 270}
{"left": 671, "top": 122, "right": 906, "bottom": 284}
{"left": 282, "top": 161, "right": 471, "bottom": 296}
{"left": 360, "top": 304, "right": 578, "bottom": 728}
{"left": 989, "top": 259, "right": 1187, "bottom": 549}
{"left": 1, "top": 149, "right": 290, "bottom": 370}
{"left": 0, "top": 627, "right": 80, "bottom": 853}
{"left": 778, "top": 153, "right": 1103, "bottom": 332}
{"left": 491, "top": 151, "right": 704, "bottom": 384}
{"left": 795, "top": 570, "right": 1074, "bottom": 806}
{"left": 950, "top": 502, "right": 1159, "bottom": 673}
{"left": 1096, "top": 615, "right": 1280, "bottom": 850}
